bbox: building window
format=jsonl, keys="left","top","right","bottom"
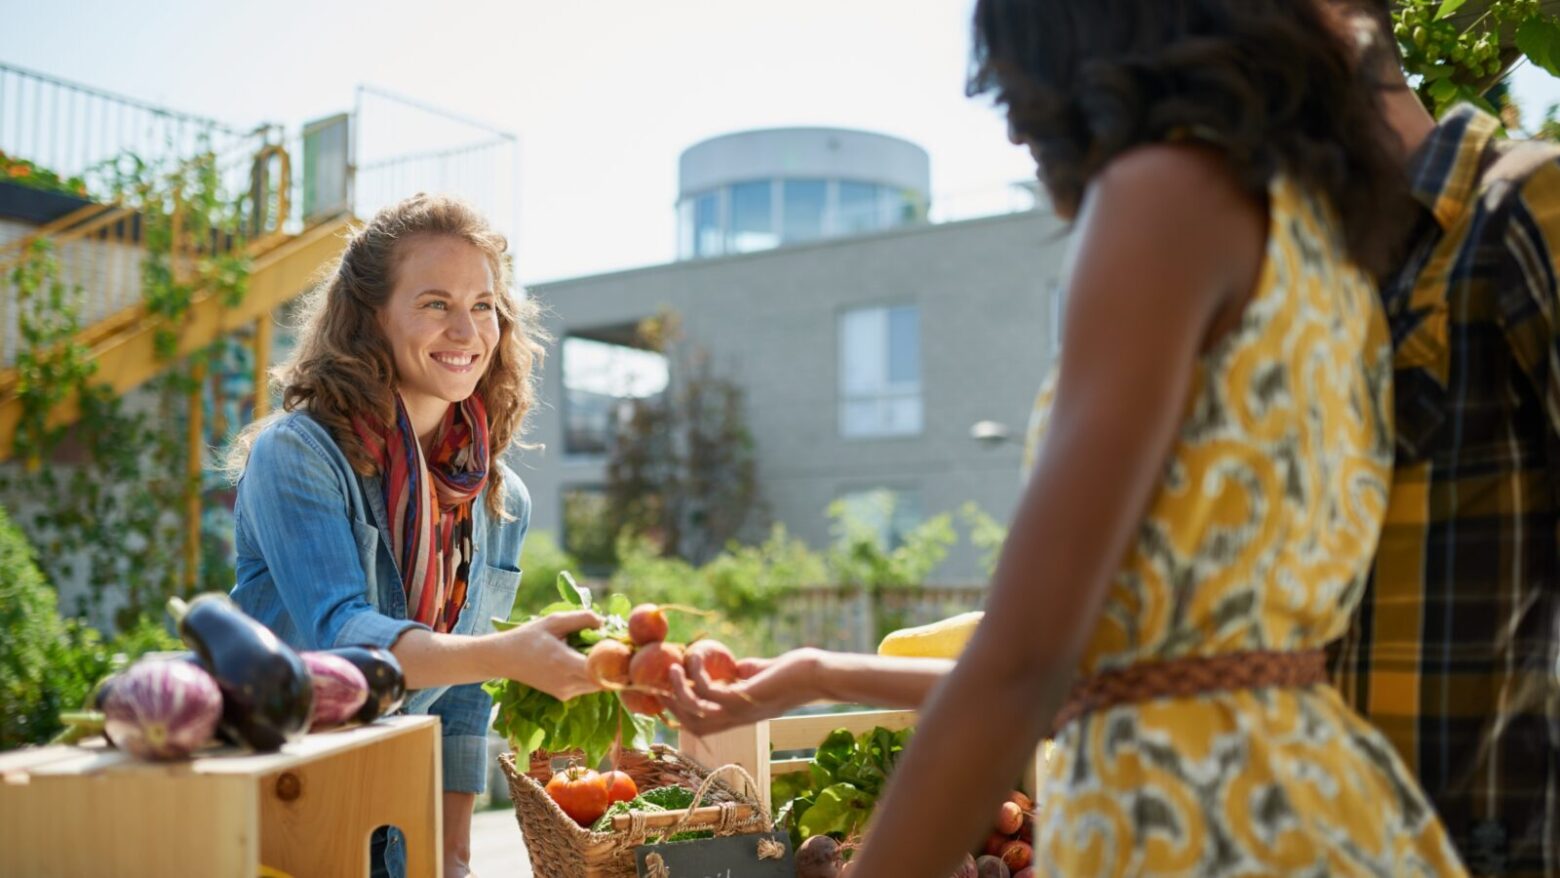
{"left": 782, "top": 179, "right": 827, "bottom": 243}
{"left": 839, "top": 305, "right": 922, "bottom": 438}
{"left": 678, "top": 177, "right": 926, "bottom": 259}
{"left": 837, "top": 181, "right": 881, "bottom": 234}
{"left": 562, "top": 334, "right": 669, "bottom": 456}
{"left": 728, "top": 180, "right": 777, "bottom": 253}
{"left": 835, "top": 487, "right": 924, "bottom": 550}
{"left": 694, "top": 192, "right": 723, "bottom": 258}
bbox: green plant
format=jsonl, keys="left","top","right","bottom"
{"left": 700, "top": 523, "right": 828, "bottom": 621}
{"left": 605, "top": 311, "right": 762, "bottom": 565}
{"left": 772, "top": 725, "right": 914, "bottom": 847}
{"left": 1, "top": 141, "right": 252, "bottom": 622}
{"left": 561, "top": 489, "right": 618, "bottom": 571}
{"left": 1392, "top": 0, "right": 1560, "bottom": 113}
{"left": 9, "top": 241, "right": 95, "bottom": 466}
{"left": 516, "top": 530, "right": 581, "bottom": 618}
{"left": 0, "top": 150, "right": 90, "bottom": 198}
{"left": 960, "top": 502, "right": 1008, "bottom": 579}
{"left": 0, "top": 505, "right": 178, "bottom": 750}
{"left": 486, "top": 575, "right": 653, "bottom": 765}
{"left": 595, "top": 526, "right": 823, "bottom": 658}
{"left": 825, "top": 494, "right": 957, "bottom": 592}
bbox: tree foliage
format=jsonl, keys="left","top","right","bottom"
{"left": 604, "top": 311, "right": 762, "bottom": 565}
{"left": 1392, "top": 0, "right": 1560, "bottom": 115}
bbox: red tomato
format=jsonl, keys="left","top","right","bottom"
{"left": 544, "top": 766, "right": 609, "bottom": 826}
{"left": 602, "top": 769, "right": 638, "bottom": 805}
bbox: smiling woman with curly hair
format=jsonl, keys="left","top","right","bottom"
{"left": 226, "top": 194, "right": 602, "bottom": 878}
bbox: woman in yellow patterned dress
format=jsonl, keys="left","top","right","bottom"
{"left": 841, "top": 0, "right": 1469, "bottom": 874}
{"left": 664, "top": 1, "right": 1470, "bottom": 875}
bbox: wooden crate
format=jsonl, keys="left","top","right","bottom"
{"left": 681, "top": 707, "right": 1046, "bottom": 812}
{"left": 0, "top": 715, "right": 442, "bottom": 878}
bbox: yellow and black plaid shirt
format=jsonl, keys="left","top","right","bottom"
{"left": 1332, "top": 105, "right": 1560, "bottom": 878}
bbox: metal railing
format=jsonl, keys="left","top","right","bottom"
{"left": 352, "top": 84, "right": 518, "bottom": 243}
{"left": 0, "top": 62, "right": 311, "bottom": 369}
{"left": 0, "top": 64, "right": 524, "bottom": 370}
{"left": 0, "top": 61, "right": 252, "bottom": 185}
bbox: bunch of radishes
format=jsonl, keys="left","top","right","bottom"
{"left": 584, "top": 603, "right": 738, "bottom": 715}
{"left": 974, "top": 790, "right": 1035, "bottom": 877}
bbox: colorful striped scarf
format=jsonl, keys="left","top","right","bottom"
{"left": 354, "top": 393, "right": 491, "bottom": 633}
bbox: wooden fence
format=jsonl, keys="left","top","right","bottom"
{"left": 766, "top": 584, "right": 987, "bottom": 654}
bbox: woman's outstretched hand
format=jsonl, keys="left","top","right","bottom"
{"left": 662, "top": 647, "right": 826, "bottom": 735}
{"left": 495, "top": 609, "right": 604, "bottom": 701}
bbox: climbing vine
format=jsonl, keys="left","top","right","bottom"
{"left": 1392, "top": 0, "right": 1560, "bottom": 114}
{"left": 2, "top": 142, "right": 256, "bottom": 626}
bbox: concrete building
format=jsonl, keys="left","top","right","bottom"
{"left": 517, "top": 127, "right": 1070, "bottom": 581}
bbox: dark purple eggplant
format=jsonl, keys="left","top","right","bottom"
{"left": 322, "top": 646, "right": 407, "bottom": 723}
{"left": 101, "top": 659, "right": 222, "bottom": 760}
{"left": 168, "top": 594, "right": 314, "bottom": 752}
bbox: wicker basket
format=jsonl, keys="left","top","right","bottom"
{"left": 526, "top": 748, "right": 586, "bottom": 783}
{"left": 501, "top": 745, "right": 773, "bottom": 878}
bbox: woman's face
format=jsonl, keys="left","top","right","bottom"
{"left": 378, "top": 234, "right": 501, "bottom": 419}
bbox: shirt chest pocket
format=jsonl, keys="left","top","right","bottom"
{"left": 350, "top": 519, "right": 388, "bottom": 611}
{"left": 457, "top": 565, "right": 522, "bottom": 635}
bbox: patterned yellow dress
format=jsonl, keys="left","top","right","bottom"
{"left": 1022, "top": 176, "right": 1467, "bottom": 877}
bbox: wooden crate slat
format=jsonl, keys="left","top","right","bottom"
{"left": 768, "top": 709, "right": 916, "bottom": 751}
{"left": 0, "top": 715, "right": 442, "bottom": 878}
{"left": 769, "top": 758, "right": 811, "bottom": 776}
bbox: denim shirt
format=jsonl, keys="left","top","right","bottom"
{"left": 231, "top": 410, "right": 527, "bottom": 795}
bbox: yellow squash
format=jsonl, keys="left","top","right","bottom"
{"left": 876, "top": 610, "right": 985, "bottom": 659}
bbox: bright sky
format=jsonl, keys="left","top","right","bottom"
{"left": 9, "top": 1, "right": 1560, "bottom": 285}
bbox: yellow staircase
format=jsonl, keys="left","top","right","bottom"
{"left": 0, "top": 213, "right": 351, "bottom": 459}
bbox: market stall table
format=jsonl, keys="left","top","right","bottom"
{"left": 0, "top": 714, "right": 441, "bottom": 878}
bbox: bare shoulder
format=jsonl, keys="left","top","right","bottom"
{"left": 1074, "top": 143, "right": 1267, "bottom": 322}
{"left": 1088, "top": 142, "right": 1265, "bottom": 242}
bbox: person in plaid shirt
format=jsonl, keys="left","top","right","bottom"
{"left": 1328, "top": 4, "right": 1560, "bottom": 875}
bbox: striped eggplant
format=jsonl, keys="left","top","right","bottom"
{"left": 101, "top": 659, "right": 222, "bottom": 760}
{"left": 323, "top": 646, "right": 407, "bottom": 722}
{"left": 300, "top": 651, "right": 369, "bottom": 729}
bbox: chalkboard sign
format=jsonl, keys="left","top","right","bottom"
{"left": 634, "top": 831, "right": 794, "bottom": 878}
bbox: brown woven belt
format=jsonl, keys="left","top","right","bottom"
{"left": 1051, "top": 647, "right": 1328, "bottom": 732}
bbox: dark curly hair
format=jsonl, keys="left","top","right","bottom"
{"left": 969, "top": 0, "right": 1410, "bottom": 277}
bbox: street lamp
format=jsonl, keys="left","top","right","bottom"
{"left": 969, "top": 420, "right": 1012, "bottom": 447}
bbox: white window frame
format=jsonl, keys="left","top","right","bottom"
{"left": 838, "top": 304, "right": 923, "bottom": 439}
